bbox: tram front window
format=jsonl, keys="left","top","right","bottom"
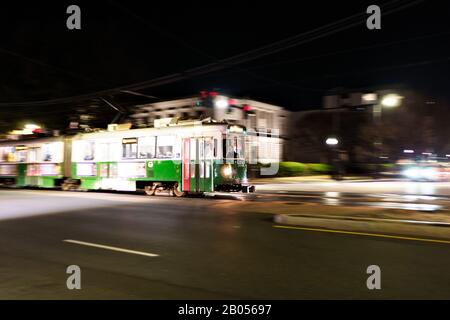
{"left": 223, "top": 136, "right": 244, "bottom": 160}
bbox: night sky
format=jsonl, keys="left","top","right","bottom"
{"left": 1, "top": 0, "right": 450, "bottom": 130}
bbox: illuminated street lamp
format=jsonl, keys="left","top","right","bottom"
{"left": 381, "top": 94, "right": 403, "bottom": 108}
{"left": 24, "top": 124, "right": 40, "bottom": 130}
{"left": 372, "top": 93, "right": 403, "bottom": 178}
{"left": 326, "top": 137, "right": 344, "bottom": 180}
{"left": 326, "top": 137, "right": 339, "bottom": 146}
{"left": 373, "top": 93, "right": 403, "bottom": 144}
{"left": 374, "top": 93, "right": 403, "bottom": 119}
{"left": 9, "top": 123, "right": 42, "bottom": 136}
{"left": 214, "top": 98, "right": 229, "bottom": 108}
{"left": 362, "top": 93, "right": 378, "bottom": 103}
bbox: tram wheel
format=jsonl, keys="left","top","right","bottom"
{"left": 61, "top": 180, "right": 80, "bottom": 192}
{"left": 172, "top": 183, "right": 186, "bottom": 197}
{"left": 144, "top": 185, "right": 156, "bottom": 196}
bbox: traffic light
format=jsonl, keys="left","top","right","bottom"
{"left": 243, "top": 104, "right": 255, "bottom": 119}
{"left": 196, "top": 91, "right": 216, "bottom": 108}
{"left": 226, "top": 99, "right": 237, "bottom": 114}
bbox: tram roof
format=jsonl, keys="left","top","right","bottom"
{"left": 0, "top": 122, "right": 247, "bottom": 146}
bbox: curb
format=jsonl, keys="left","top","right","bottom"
{"left": 274, "top": 213, "right": 450, "bottom": 240}
{"left": 251, "top": 178, "right": 402, "bottom": 185}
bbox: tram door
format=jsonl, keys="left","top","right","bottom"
{"left": 182, "top": 137, "right": 213, "bottom": 193}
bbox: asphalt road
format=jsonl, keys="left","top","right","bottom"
{"left": 1, "top": 189, "right": 450, "bottom": 299}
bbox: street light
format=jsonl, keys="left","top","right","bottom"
{"left": 381, "top": 94, "right": 403, "bottom": 108}
{"left": 326, "top": 137, "right": 339, "bottom": 146}
{"left": 326, "top": 137, "right": 343, "bottom": 180}
{"left": 24, "top": 124, "right": 41, "bottom": 130}
{"left": 373, "top": 93, "right": 403, "bottom": 137}
{"left": 215, "top": 98, "right": 229, "bottom": 108}
{"left": 362, "top": 93, "right": 378, "bottom": 103}
{"left": 371, "top": 93, "right": 403, "bottom": 178}
{"left": 9, "top": 123, "right": 42, "bottom": 136}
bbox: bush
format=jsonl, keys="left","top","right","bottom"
{"left": 275, "top": 162, "right": 331, "bottom": 177}
{"left": 254, "top": 162, "right": 333, "bottom": 177}
{"left": 307, "top": 163, "right": 332, "bottom": 174}
{"left": 278, "top": 162, "right": 307, "bottom": 176}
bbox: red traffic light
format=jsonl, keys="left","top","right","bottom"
{"left": 243, "top": 104, "right": 252, "bottom": 112}
{"left": 228, "top": 99, "right": 237, "bottom": 106}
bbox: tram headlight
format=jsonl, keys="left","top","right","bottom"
{"left": 221, "top": 164, "right": 233, "bottom": 178}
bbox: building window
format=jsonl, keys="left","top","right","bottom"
{"left": 267, "top": 113, "right": 274, "bottom": 129}
{"left": 249, "top": 114, "right": 257, "bottom": 128}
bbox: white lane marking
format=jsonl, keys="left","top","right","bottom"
{"left": 63, "top": 239, "right": 159, "bottom": 257}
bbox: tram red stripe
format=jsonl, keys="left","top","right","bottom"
{"left": 183, "top": 138, "right": 190, "bottom": 191}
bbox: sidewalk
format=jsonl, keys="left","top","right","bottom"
{"left": 237, "top": 201, "right": 450, "bottom": 240}
{"left": 240, "top": 200, "right": 450, "bottom": 222}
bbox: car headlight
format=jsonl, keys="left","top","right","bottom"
{"left": 422, "top": 168, "right": 437, "bottom": 180}
{"left": 403, "top": 167, "right": 437, "bottom": 180}
{"left": 404, "top": 168, "right": 420, "bottom": 179}
{"left": 221, "top": 164, "right": 233, "bottom": 178}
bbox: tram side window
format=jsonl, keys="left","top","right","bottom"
{"left": 122, "top": 142, "right": 137, "bottom": 159}
{"left": 156, "top": 135, "right": 174, "bottom": 159}
{"left": 16, "top": 150, "right": 27, "bottom": 162}
{"left": 0, "top": 147, "right": 11, "bottom": 162}
{"left": 42, "top": 144, "right": 53, "bottom": 162}
{"left": 235, "top": 136, "right": 245, "bottom": 159}
{"left": 97, "top": 143, "right": 109, "bottom": 162}
{"left": 28, "top": 148, "right": 39, "bottom": 163}
{"left": 138, "top": 137, "right": 156, "bottom": 159}
{"left": 83, "top": 141, "right": 95, "bottom": 161}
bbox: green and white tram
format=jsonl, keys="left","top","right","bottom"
{"left": 0, "top": 136, "right": 67, "bottom": 188}
{"left": 0, "top": 121, "right": 254, "bottom": 196}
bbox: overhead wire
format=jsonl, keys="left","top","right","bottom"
{"left": 0, "top": 0, "right": 424, "bottom": 107}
